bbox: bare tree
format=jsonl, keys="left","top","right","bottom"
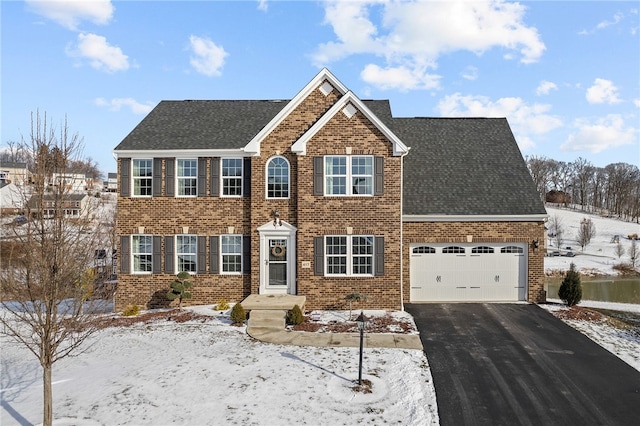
{"left": 576, "top": 218, "right": 596, "bottom": 251}
{"left": 547, "top": 214, "right": 564, "bottom": 249}
{"left": 614, "top": 241, "right": 625, "bottom": 259}
{"left": 0, "top": 111, "right": 111, "bottom": 426}
{"left": 630, "top": 239, "right": 638, "bottom": 269}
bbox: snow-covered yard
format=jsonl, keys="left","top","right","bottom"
{"left": 1, "top": 206, "right": 638, "bottom": 425}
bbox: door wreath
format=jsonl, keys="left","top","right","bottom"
{"left": 271, "top": 245, "right": 286, "bottom": 257}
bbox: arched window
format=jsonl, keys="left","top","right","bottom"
{"left": 267, "top": 157, "right": 289, "bottom": 198}
{"left": 413, "top": 246, "right": 436, "bottom": 254}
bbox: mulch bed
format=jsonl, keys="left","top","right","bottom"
{"left": 92, "top": 309, "right": 215, "bottom": 330}
{"left": 291, "top": 313, "right": 416, "bottom": 334}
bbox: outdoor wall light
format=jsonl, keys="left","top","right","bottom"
{"left": 272, "top": 209, "right": 281, "bottom": 227}
{"left": 355, "top": 311, "right": 368, "bottom": 385}
{"left": 532, "top": 240, "right": 540, "bottom": 250}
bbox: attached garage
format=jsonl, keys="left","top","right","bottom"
{"left": 409, "top": 243, "right": 528, "bottom": 302}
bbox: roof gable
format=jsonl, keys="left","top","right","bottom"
{"left": 291, "top": 91, "right": 409, "bottom": 156}
{"left": 243, "top": 68, "right": 348, "bottom": 155}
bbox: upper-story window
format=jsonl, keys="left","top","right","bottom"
{"left": 222, "top": 158, "right": 243, "bottom": 196}
{"left": 177, "top": 159, "right": 197, "bottom": 196}
{"left": 325, "top": 156, "right": 373, "bottom": 196}
{"left": 267, "top": 157, "right": 289, "bottom": 198}
{"left": 133, "top": 159, "right": 152, "bottom": 196}
{"left": 132, "top": 234, "right": 152, "bottom": 273}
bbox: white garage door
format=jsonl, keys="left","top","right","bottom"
{"left": 410, "top": 243, "right": 527, "bottom": 302}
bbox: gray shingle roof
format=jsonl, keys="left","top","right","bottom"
{"left": 393, "top": 117, "right": 546, "bottom": 216}
{"left": 113, "top": 99, "right": 545, "bottom": 216}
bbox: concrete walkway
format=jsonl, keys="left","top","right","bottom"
{"left": 241, "top": 294, "right": 423, "bottom": 350}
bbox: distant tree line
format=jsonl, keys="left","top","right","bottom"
{"left": 1, "top": 139, "right": 103, "bottom": 180}
{"left": 526, "top": 156, "right": 640, "bottom": 223}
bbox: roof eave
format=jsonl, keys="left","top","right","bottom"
{"left": 403, "top": 214, "right": 549, "bottom": 222}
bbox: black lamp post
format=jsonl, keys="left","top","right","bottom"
{"left": 355, "top": 311, "right": 367, "bottom": 385}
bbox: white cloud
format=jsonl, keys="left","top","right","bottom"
{"left": 634, "top": 99, "right": 640, "bottom": 108}
{"left": 561, "top": 115, "right": 636, "bottom": 153}
{"left": 437, "top": 93, "right": 563, "bottom": 150}
{"left": 536, "top": 80, "right": 558, "bottom": 96}
{"left": 586, "top": 78, "right": 621, "bottom": 104}
{"left": 312, "top": 0, "right": 545, "bottom": 91}
{"left": 67, "top": 33, "right": 129, "bottom": 72}
{"left": 95, "top": 98, "right": 154, "bottom": 114}
{"left": 189, "top": 35, "right": 228, "bottom": 77}
{"left": 361, "top": 64, "right": 440, "bottom": 91}
{"left": 461, "top": 66, "right": 478, "bottom": 81}
{"left": 596, "top": 12, "right": 624, "bottom": 30}
{"left": 26, "top": 0, "right": 114, "bottom": 30}
{"left": 257, "top": 0, "right": 268, "bottom": 12}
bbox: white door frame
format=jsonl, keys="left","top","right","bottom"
{"left": 257, "top": 220, "right": 297, "bottom": 294}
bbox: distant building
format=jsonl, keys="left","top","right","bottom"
{"left": 27, "top": 193, "right": 90, "bottom": 219}
{"left": 0, "top": 162, "right": 31, "bottom": 186}
{"left": 105, "top": 172, "right": 117, "bottom": 192}
{"left": 0, "top": 182, "right": 23, "bottom": 214}
{"left": 51, "top": 173, "right": 87, "bottom": 192}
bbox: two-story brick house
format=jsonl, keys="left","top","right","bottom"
{"left": 113, "top": 68, "right": 547, "bottom": 311}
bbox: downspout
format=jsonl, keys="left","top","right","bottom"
{"left": 399, "top": 150, "right": 408, "bottom": 311}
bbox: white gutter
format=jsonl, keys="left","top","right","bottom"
{"left": 112, "top": 149, "right": 249, "bottom": 159}
{"left": 403, "top": 214, "right": 549, "bottom": 222}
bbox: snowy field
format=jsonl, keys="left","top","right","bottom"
{"left": 1, "top": 205, "right": 639, "bottom": 425}
{"left": 544, "top": 206, "right": 639, "bottom": 276}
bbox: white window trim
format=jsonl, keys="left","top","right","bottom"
{"left": 220, "top": 234, "right": 242, "bottom": 274}
{"left": 132, "top": 234, "right": 153, "bottom": 274}
{"left": 176, "top": 234, "right": 198, "bottom": 274}
{"left": 266, "top": 156, "right": 290, "bottom": 200}
{"left": 324, "top": 155, "right": 374, "bottom": 197}
{"left": 221, "top": 158, "right": 243, "bottom": 198}
{"left": 176, "top": 159, "right": 198, "bottom": 198}
{"left": 132, "top": 159, "right": 153, "bottom": 198}
{"left": 325, "top": 235, "right": 374, "bottom": 277}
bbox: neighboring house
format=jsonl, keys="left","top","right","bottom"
{"left": 105, "top": 172, "right": 118, "bottom": 192}
{"left": 27, "top": 193, "right": 90, "bottom": 219}
{"left": 112, "top": 69, "right": 547, "bottom": 311}
{"left": 0, "top": 162, "right": 31, "bottom": 186}
{"left": 0, "top": 182, "right": 23, "bottom": 214}
{"left": 51, "top": 173, "right": 87, "bottom": 192}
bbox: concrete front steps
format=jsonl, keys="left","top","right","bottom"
{"left": 241, "top": 294, "right": 306, "bottom": 332}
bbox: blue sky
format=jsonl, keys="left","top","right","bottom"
{"left": 2, "top": 0, "right": 639, "bottom": 175}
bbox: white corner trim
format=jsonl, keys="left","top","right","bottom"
{"left": 403, "top": 214, "right": 549, "bottom": 222}
{"left": 291, "top": 91, "right": 409, "bottom": 156}
{"left": 243, "top": 68, "right": 348, "bottom": 155}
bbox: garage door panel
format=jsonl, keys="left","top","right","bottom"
{"left": 410, "top": 243, "right": 527, "bottom": 302}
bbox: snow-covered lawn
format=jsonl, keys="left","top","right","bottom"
{"left": 1, "top": 306, "right": 438, "bottom": 426}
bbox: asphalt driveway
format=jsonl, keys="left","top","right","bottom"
{"left": 405, "top": 303, "right": 640, "bottom": 426}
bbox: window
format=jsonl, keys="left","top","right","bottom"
{"left": 133, "top": 159, "right": 152, "bottom": 196}
{"left": 222, "top": 158, "right": 243, "bottom": 196}
{"left": 501, "top": 246, "right": 524, "bottom": 254}
{"left": 132, "top": 235, "right": 152, "bottom": 273}
{"left": 177, "top": 159, "right": 197, "bottom": 196}
{"left": 176, "top": 235, "right": 197, "bottom": 273}
{"left": 325, "top": 235, "right": 373, "bottom": 276}
{"left": 267, "top": 157, "right": 289, "bottom": 198}
{"left": 221, "top": 235, "right": 242, "bottom": 273}
{"left": 413, "top": 246, "right": 436, "bottom": 254}
{"left": 472, "top": 246, "right": 494, "bottom": 254}
{"left": 442, "top": 246, "right": 465, "bottom": 254}
{"left": 325, "top": 156, "right": 373, "bottom": 196}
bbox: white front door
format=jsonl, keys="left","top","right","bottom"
{"left": 258, "top": 220, "right": 297, "bottom": 294}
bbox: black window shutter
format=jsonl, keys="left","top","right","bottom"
{"left": 197, "top": 158, "right": 207, "bottom": 196}
{"left": 243, "top": 158, "right": 251, "bottom": 197}
{"left": 120, "top": 158, "right": 131, "bottom": 197}
{"left": 197, "top": 236, "right": 207, "bottom": 274}
{"left": 242, "top": 235, "right": 251, "bottom": 274}
{"left": 374, "top": 236, "right": 385, "bottom": 276}
{"left": 313, "top": 157, "right": 323, "bottom": 196}
{"left": 209, "top": 236, "right": 219, "bottom": 274}
{"left": 165, "top": 158, "right": 175, "bottom": 197}
{"left": 314, "top": 237, "right": 324, "bottom": 276}
{"left": 120, "top": 235, "right": 130, "bottom": 273}
{"left": 153, "top": 158, "right": 163, "bottom": 197}
{"left": 210, "top": 158, "right": 220, "bottom": 197}
{"left": 152, "top": 236, "right": 162, "bottom": 274}
{"left": 164, "top": 236, "right": 174, "bottom": 274}
{"left": 374, "top": 156, "right": 384, "bottom": 196}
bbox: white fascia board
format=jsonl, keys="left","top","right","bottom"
{"left": 112, "top": 149, "right": 248, "bottom": 158}
{"left": 403, "top": 214, "right": 549, "bottom": 222}
{"left": 243, "top": 68, "right": 348, "bottom": 155}
{"left": 291, "top": 91, "right": 409, "bottom": 156}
